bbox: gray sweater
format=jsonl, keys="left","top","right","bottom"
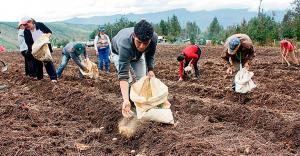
{"left": 112, "top": 27, "right": 158, "bottom": 80}
{"left": 62, "top": 42, "right": 87, "bottom": 70}
{"left": 18, "top": 29, "right": 28, "bottom": 52}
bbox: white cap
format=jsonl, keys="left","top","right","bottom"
{"left": 19, "top": 16, "right": 32, "bottom": 25}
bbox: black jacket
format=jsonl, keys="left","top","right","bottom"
{"left": 24, "top": 22, "right": 53, "bottom": 53}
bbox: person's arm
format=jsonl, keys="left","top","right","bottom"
{"left": 282, "top": 48, "right": 291, "bottom": 66}
{"left": 83, "top": 47, "right": 88, "bottom": 59}
{"left": 106, "top": 34, "right": 113, "bottom": 55}
{"left": 221, "top": 48, "right": 234, "bottom": 74}
{"left": 70, "top": 52, "right": 86, "bottom": 70}
{"left": 145, "top": 37, "right": 157, "bottom": 78}
{"left": 280, "top": 44, "right": 284, "bottom": 53}
{"left": 221, "top": 48, "right": 232, "bottom": 66}
{"left": 118, "top": 48, "right": 133, "bottom": 118}
{"left": 94, "top": 36, "right": 98, "bottom": 53}
{"left": 37, "top": 22, "right": 52, "bottom": 34}
{"left": 179, "top": 61, "right": 184, "bottom": 81}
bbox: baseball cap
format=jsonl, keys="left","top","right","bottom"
{"left": 228, "top": 37, "right": 240, "bottom": 54}
{"left": 74, "top": 43, "right": 85, "bottom": 55}
{"left": 20, "top": 16, "right": 32, "bottom": 25}
{"left": 98, "top": 26, "right": 105, "bottom": 32}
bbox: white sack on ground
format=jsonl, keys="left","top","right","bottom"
{"left": 234, "top": 67, "right": 256, "bottom": 93}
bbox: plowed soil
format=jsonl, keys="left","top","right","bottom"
{"left": 0, "top": 45, "right": 299, "bottom": 155}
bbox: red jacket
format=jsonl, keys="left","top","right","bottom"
{"left": 179, "top": 45, "right": 200, "bottom": 78}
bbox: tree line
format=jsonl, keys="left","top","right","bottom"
{"left": 89, "top": 0, "right": 300, "bottom": 46}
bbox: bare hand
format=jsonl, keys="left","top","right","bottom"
{"left": 147, "top": 71, "right": 155, "bottom": 79}
{"left": 45, "top": 33, "right": 51, "bottom": 38}
{"left": 244, "top": 62, "right": 250, "bottom": 70}
{"left": 226, "top": 66, "right": 233, "bottom": 75}
{"left": 95, "top": 50, "right": 98, "bottom": 56}
{"left": 178, "top": 77, "right": 183, "bottom": 82}
{"left": 163, "top": 100, "right": 171, "bottom": 109}
{"left": 109, "top": 54, "right": 113, "bottom": 61}
{"left": 122, "top": 100, "right": 133, "bottom": 118}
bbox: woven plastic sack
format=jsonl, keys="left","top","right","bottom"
{"left": 130, "top": 76, "right": 174, "bottom": 124}
{"left": 234, "top": 65, "right": 256, "bottom": 93}
{"left": 32, "top": 34, "right": 53, "bottom": 62}
{"left": 79, "top": 58, "right": 99, "bottom": 79}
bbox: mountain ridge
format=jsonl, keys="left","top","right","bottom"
{"left": 64, "top": 8, "right": 286, "bottom": 30}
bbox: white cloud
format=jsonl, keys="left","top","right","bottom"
{"left": 0, "top": 0, "right": 293, "bottom": 22}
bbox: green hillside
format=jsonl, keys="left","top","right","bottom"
{"left": 0, "top": 22, "right": 97, "bottom": 51}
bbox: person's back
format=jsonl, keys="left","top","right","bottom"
{"left": 182, "top": 45, "right": 200, "bottom": 60}
{"left": 280, "top": 40, "right": 294, "bottom": 51}
{"left": 280, "top": 39, "right": 299, "bottom": 66}
{"left": 63, "top": 42, "right": 77, "bottom": 55}
{"left": 224, "top": 34, "right": 252, "bottom": 47}
{"left": 222, "top": 34, "right": 254, "bottom": 66}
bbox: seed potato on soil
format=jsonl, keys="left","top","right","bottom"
{"left": 0, "top": 45, "right": 299, "bottom": 155}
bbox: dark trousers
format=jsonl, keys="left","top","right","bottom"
{"left": 21, "top": 51, "right": 37, "bottom": 77}
{"left": 184, "top": 49, "right": 201, "bottom": 79}
{"left": 33, "top": 58, "right": 57, "bottom": 80}
{"left": 21, "top": 51, "right": 29, "bottom": 76}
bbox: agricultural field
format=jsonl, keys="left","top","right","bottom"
{"left": 0, "top": 45, "right": 299, "bottom": 155}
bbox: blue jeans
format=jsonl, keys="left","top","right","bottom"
{"left": 98, "top": 47, "right": 110, "bottom": 72}
{"left": 56, "top": 55, "right": 70, "bottom": 78}
{"left": 56, "top": 55, "right": 83, "bottom": 78}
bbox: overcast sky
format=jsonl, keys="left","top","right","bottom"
{"left": 0, "top": 0, "right": 294, "bottom": 22}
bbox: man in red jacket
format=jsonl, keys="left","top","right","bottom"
{"left": 177, "top": 43, "right": 202, "bottom": 81}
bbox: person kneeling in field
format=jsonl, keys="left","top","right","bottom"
{"left": 111, "top": 20, "right": 172, "bottom": 118}
{"left": 280, "top": 39, "right": 299, "bottom": 66}
{"left": 56, "top": 42, "right": 89, "bottom": 78}
{"left": 222, "top": 34, "right": 255, "bottom": 75}
{"left": 177, "top": 41, "right": 202, "bottom": 81}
